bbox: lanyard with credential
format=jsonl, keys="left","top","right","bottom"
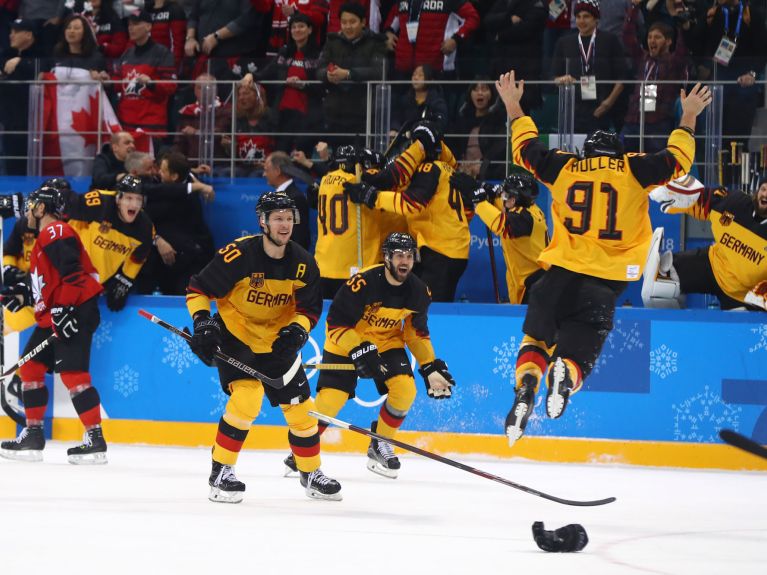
{"left": 408, "top": 0, "right": 424, "bottom": 22}
{"left": 644, "top": 59, "right": 658, "bottom": 81}
{"left": 577, "top": 32, "right": 596, "bottom": 74}
{"left": 723, "top": 4, "right": 744, "bottom": 41}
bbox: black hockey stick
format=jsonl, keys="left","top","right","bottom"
{"left": 138, "top": 309, "right": 294, "bottom": 389}
{"left": 0, "top": 333, "right": 57, "bottom": 426}
{"left": 310, "top": 411, "right": 617, "bottom": 507}
{"left": 719, "top": 429, "right": 767, "bottom": 461}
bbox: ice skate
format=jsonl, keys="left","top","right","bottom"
{"left": 67, "top": 427, "right": 107, "bottom": 465}
{"left": 300, "top": 468, "right": 342, "bottom": 501}
{"left": 505, "top": 374, "right": 537, "bottom": 447}
{"left": 0, "top": 426, "right": 45, "bottom": 462}
{"left": 283, "top": 452, "right": 298, "bottom": 476}
{"left": 367, "top": 421, "right": 400, "bottom": 479}
{"left": 546, "top": 358, "right": 574, "bottom": 419}
{"left": 208, "top": 461, "right": 245, "bottom": 503}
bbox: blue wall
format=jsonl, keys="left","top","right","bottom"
{"left": 37, "top": 296, "right": 766, "bottom": 445}
{"left": 0, "top": 176, "right": 684, "bottom": 305}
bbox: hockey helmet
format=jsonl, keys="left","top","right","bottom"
{"left": 27, "top": 185, "right": 67, "bottom": 218}
{"left": 583, "top": 130, "right": 624, "bottom": 159}
{"left": 256, "top": 190, "right": 300, "bottom": 224}
{"left": 500, "top": 172, "right": 539, "bottom": 208}
{"left": 360, "top": 148, "right": 384, "bottom": 170}
{"left": 116, "top": 174, "right": 146, "bottom": 197}
{"left": 382, "top": 232, "right": 420, "bottom": 262}
{"left": 42, "top": 177, "right": 73, "bottom": 193}
{"left": 334, "top": 145, "right": 359, "bottom": 174}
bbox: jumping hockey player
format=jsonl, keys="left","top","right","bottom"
{"left": 496, "top": 70, "right": 710, "bottom": 445}
{"left": 0, "top": 186, "right": 107, "bottom": 463}
{"left": 284, "top": 232, "right": 456, "bottom": 478}
{"left": 186, "top": 191, "right": 341, "bottom": 503}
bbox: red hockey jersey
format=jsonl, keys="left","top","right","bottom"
{"left": 29, "top": 220, "right": 103, "bottom": 328}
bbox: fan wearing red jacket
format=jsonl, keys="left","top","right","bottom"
{"left": 383, "top": 0, "right": 479, "bottom": 76}
{"left": 147, "top": 0, "right": 187, "bottom": 66}
{"left": 0, "top": 186, "right": 107, "bottom": 465}
{"left": 113, "top": 10, "right": 177, "bottom": 136}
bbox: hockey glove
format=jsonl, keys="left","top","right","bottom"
{"left": 189, "top": 311, "right": 221, "bottom": 367}
{"left": 450, "top": 172, "right": 490, "bottom": 207}
{"left": 2, "top": 264, "right": 27, "bottom": 286}
{"left": 0, "top": 192, "right": 24, "bottom": 219}
{"left": 0, "top": 280, "right": 32, "bottom": 312}
{"left": 532, "top": 521, "right": 588, "bottom": 553}
{"left": 349, "top": 341, "right": 388, "bottom": 379}
{"left": 418, "top": 359, "right": 455, "bottom": 399}
{"left": 344, "top": 182, "right": 379, "bottom": 209}
{"left": 51, "top": 306, "right": 79, "bottom": 342}
{"left": 411, "top": 121, "right": 442, "bottom": 161}
{"left": 649, "top": 174, "right": 703, "bottom": 214}
{"left": 744, "top": 280, "right": 767, "bottom": 310}
{"left": 272, "top": 322, "right": 309, "bottom": 357}
{"left": 104, "top": 271, "right": 134, "bottom": 312}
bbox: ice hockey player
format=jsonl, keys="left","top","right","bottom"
{"left": 284, "top": 232, "right": 456, "bottom": 478}
{"left": 0, "top": 186, "right": 107, "bottom": 464}
{"left": 185, "top": 191, "right": 342, "bottom": 503}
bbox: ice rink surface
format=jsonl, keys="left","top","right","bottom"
{"left": 0, "top": 442, "right": 764, "bottom": 575}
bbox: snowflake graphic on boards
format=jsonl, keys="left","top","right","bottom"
{"left": 209, "top": 377, "right": 227, "bottom": 417}
{"left": 592, "top": 320, "right": 644, "bottom": 376}
{"left": 748, "top": 324, "right": 767, "bottom": 353}
{"left": 672, "top": 385, "right": 741, "bottom": 442}
{"left": 113, "top": 364, "right": 139, "bottom": 398}
{"left": 93, "top": 320, "right": 113, "bottom": 350}
{"left": 161, "top": 335, "right": 199, "bottom": 374}
{"left": 492, "top": 336, "right": 519, "bottom": 382}
{"left": 650, "top": 344, "right": 678, "bottom": 379}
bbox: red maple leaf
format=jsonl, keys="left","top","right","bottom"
{"left": 70, "top": 92, "right": 101, "bottom": 149}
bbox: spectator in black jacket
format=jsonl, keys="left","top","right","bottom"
{"left": 483, "top": 0, "right": 547, "bottom": 112}
{"left": 390, "top": 64, "right": 449, "bottom": 133}
{"left": 0, "top": 18, "right": 41, "bottom": 175}
{"left": 550, "top": 0, "right": 627, "bottom": 133}
{"left": 264, "top": 151, "right": 311, "bottom": 250}
{"left": 447, "top": 79, "right": 508, "bottom": 179}
{"left": 316, "top": 3, "right": 387, "bottom": 145}
{"left": 91, "top": 131, "right": 136, "bottom": 189}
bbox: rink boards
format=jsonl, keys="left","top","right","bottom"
{"left": 2, "top": 296, "right": 766, "bottom": 471}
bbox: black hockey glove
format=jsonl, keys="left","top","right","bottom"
{"left": 51, "top": 306, "right": 79, "bottom": 342}
{"left": 0, "top": 192, "right": 24, "bottom": 219}
{"left": 2, "top": 265, "right": 27, "bottom": 286}
{"left": 411, "top": 121, "right": 442, "bottom": 161}
{"left": 449, "top": 172, "right": 490, "bottom": 207}
{"left": 349, "top": 341, "right": 388, "bottom": 379}
{"left": 343, "top": 182, "right": 378, "bottom": 209}
{"left": 532, "top": 522, "right": 588, "bottom": 553}
{"left": 272, "top": 322, "right": 309, "bottom": 357}
{"left": 0, "top": 280, "right": 32, "bottom": 312}
{"left": 104, "top": 271, "right": 134, "bottom": 312}
{"left": 188, "top": 311, "right": 221, "bottom": 367}
{"left": 418, "top": 359, "right": 455, "bottom": 399}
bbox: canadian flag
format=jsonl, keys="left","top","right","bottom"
{"left": 41, "top": 67, "right": 122, "bottom": 177}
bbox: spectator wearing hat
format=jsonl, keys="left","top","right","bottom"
{"left": 0, "top": 18, "right": 41, "bottom": 175}
{"left": 113, "top": 10, "right": 177, "bottom": 146}
{"left": 550, "top": 0, "right": 628, "bottom": 133}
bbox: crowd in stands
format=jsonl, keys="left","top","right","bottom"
{"left": 0, "top": 0, "right": 764, "bottom": 178}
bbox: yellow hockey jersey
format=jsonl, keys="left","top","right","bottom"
{"left": 475, "top": 199, "right": 549, "bottom": 303}
{"left": 187, "top": 235, "right": 322, "bottom": 353}
{"left": 512, "top": 115, "right": 694, "bottom": 281}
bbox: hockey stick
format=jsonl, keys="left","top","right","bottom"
{"left": 479, "top": 157, "right": 500, "bottom": 303}
{"left": 0, "top": 333, "right": 57, "bottom": 426}
{"left": 138, "top": 309, "right": 296, "bottom": 390}
{"left": 719, "top": 429, "right": 767, "bottom": 461}
{"left": 310, "top": 411, "right": 617, "bottom": 507}
{"left": 303, "top": 363, "right": 355, "bottom": 371}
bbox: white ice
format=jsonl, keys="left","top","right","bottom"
{"left": 0, "top": 443, "right": 765, "bottom": 575}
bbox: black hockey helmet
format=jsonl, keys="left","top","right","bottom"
{"left": 42, "top": 177, "right": 72, "bottom": 193}
{"left": 360, "top": 148, "right": 384, "bottom": 170}
{"left": 334, "top": 144, "right": 359, "bottom": 173}
{"left": 583, "top": 130, "right": 624, "bottom": 159}
{"left": 116, "top": 174, "right": 146, "bottom": 196}
{"left": 27, "top": 185, "right": 67, "bottom": 218}
{"left": 500, "top": 172, "right": 539, "bottom": 208}
{"left": 382, "top": 232, "right": 420, "bottom": 262}
{"left": 256, "top": 190, "right": 300, "bottom": 224}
